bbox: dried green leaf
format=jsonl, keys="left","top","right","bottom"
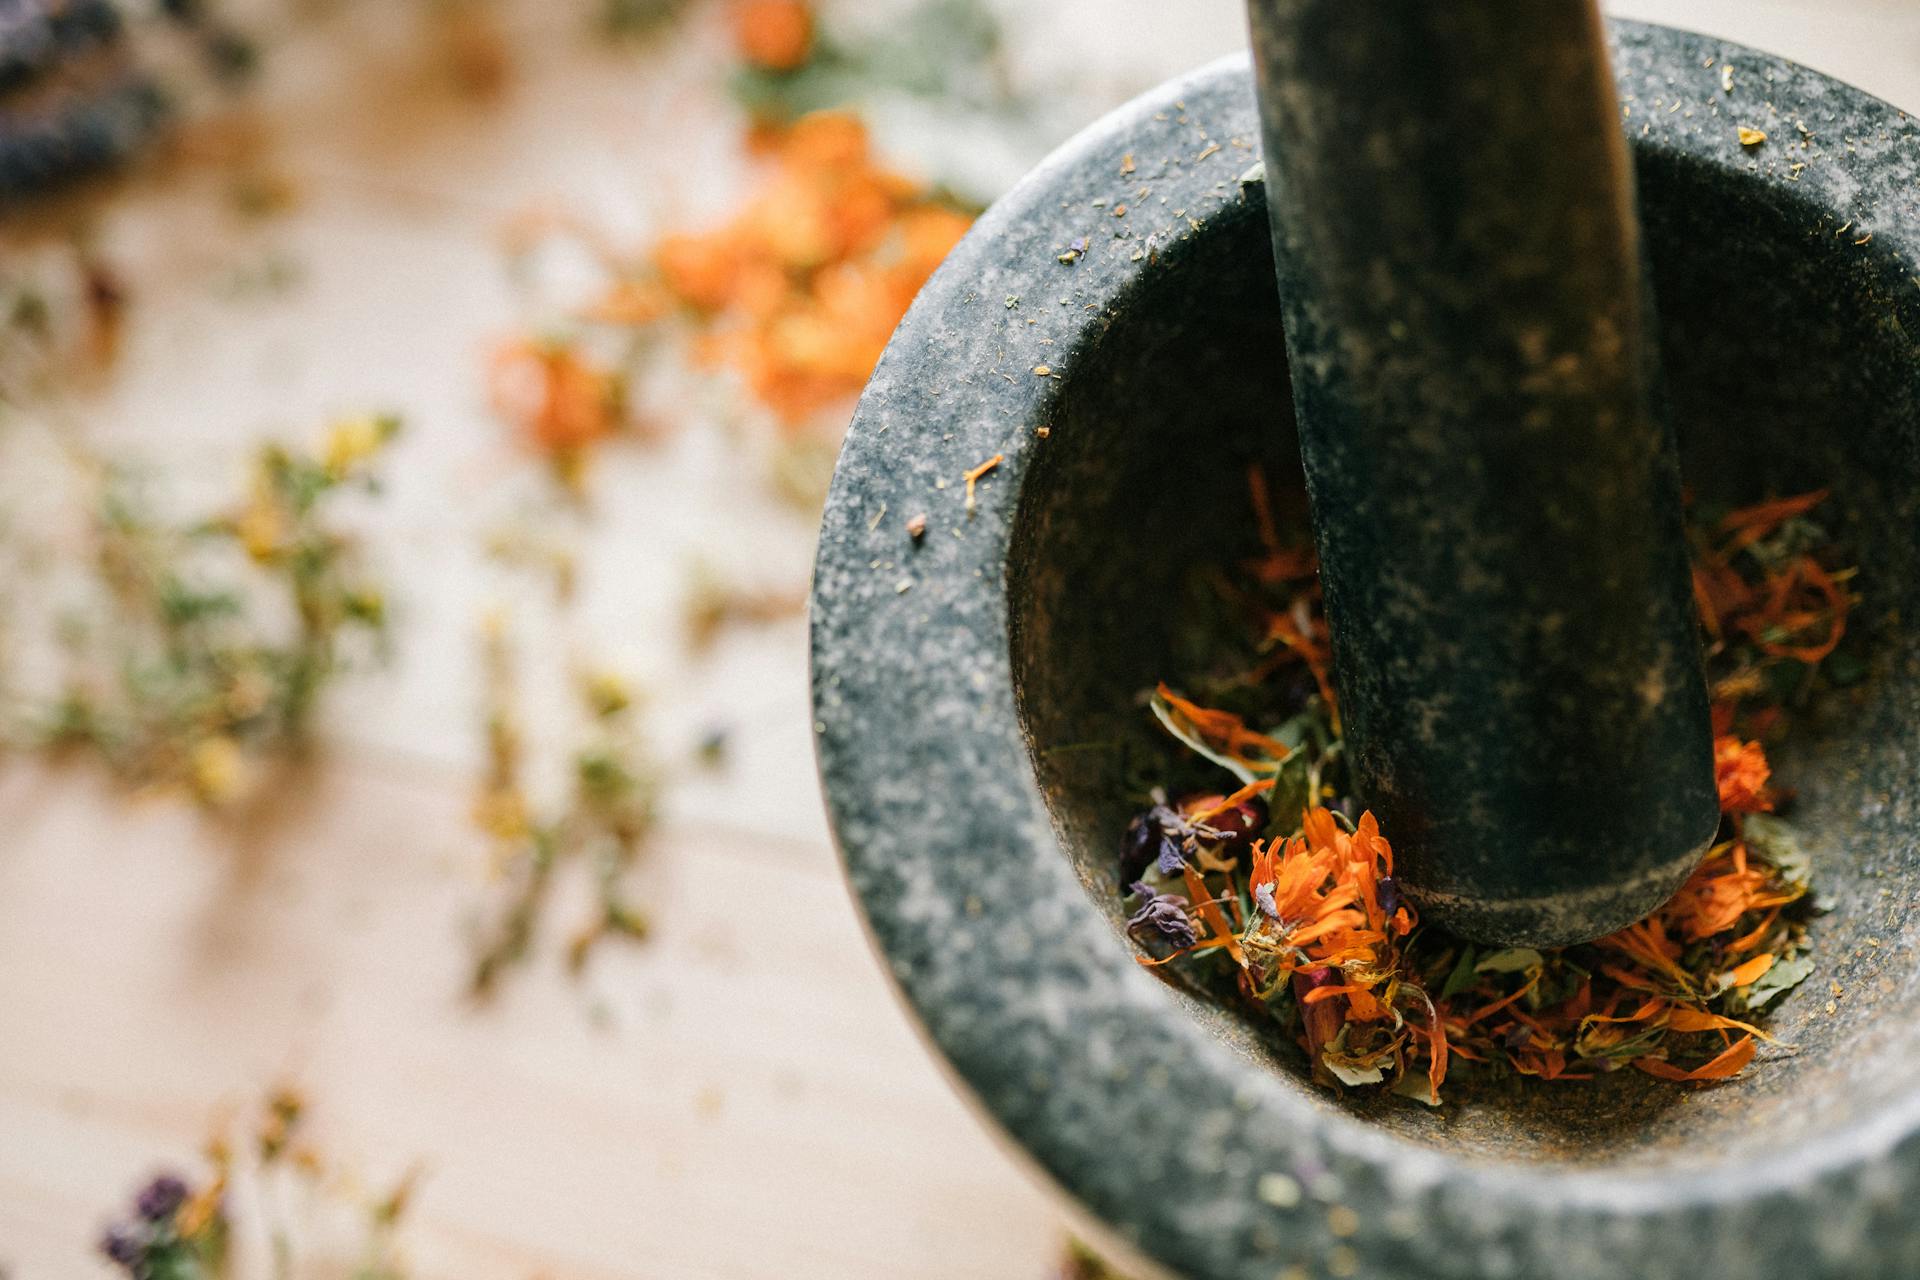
{"left": 1475, "top": 947, "right": 1544, "bottom": 975}
{"left": 1731, "top": 950, "right": 1815, "bottom": 1013}
{"left": 1438, "top": 945, "right": 1481, "bottom": 1000}
{"left": 1743, "top": 812, "right": 1813, "bottom": 892}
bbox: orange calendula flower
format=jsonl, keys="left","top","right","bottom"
{"left": 1240, "top": 809, "right": 1433, "bottom": 1093}
{"left": 1245, "top": 811, "right": 1399, "bottom": 993}
{"left": 1714, "top": 734, "right": 1773, "bottom": 814}
{"left": 1662, "top": 839, "right": 1801, "bottom": 945}
{"left": 575, "top": 111, "right": 972, "bottom": 433}
{"left": 488, "top": 338, "right": 625, "bottom": 461}
{"left": 731, "top": 0, "right": 815, "bottom": 72}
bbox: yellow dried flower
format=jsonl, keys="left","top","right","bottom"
{"left": 174, "top": 1174, "right": 226, "bottom": 1240}
{"left": 189, "top": 735, "right": 248, "bottom": 805}
{"left": 473, "top": 789, "right": 531, "bottom": 842}
{"left": 582, "top": 670, "right": 635, "bottom": 718}
{"left": 323, "top": 414, "right": 391, "bottom": 477}
{"left": 236, "top": 486, "right": 286, "bottom": 563}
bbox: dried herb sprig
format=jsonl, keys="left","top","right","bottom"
{"left": 1123, "top": 474, "right": 1843, "bottom": 1101}
{"left": 98, "top": 1086, "right": 417, "bottom": 1280}
{"left": 680, "top": 558, "right": 807, "bottom": 654}
{"left": 1056, "top": 1238, "right": 1139, "bottom": 1280}
{"left": 469, "top": 614, "right": 661, "bottom": 996}
{"left": 3, "top": 415, "right": 398, "bottom": 805}
{"left": 0, "top": 236, "right": 127, "bottom": 406}
{"left": 98, "top": 1166, "right": 229, "bottom": 1280}
{"left": 725, "top": 0, "right": 1022, "bottom": 133}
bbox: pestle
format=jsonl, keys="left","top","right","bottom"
{"left": 1245, "top": 1, "right": 1719, "bottom": 945}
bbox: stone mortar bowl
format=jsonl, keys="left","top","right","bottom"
{"left": 811, "top": 23, "right": 1920, "bottom": 1280}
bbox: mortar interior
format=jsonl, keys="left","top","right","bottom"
{"left": 1010, "top": 145, "right": 1920, "bottom": 1169}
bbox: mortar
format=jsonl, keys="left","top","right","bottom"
{"left": 811, "top": 22, "right": 1920, "bottom": 1280}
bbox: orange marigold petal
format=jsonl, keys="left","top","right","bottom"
{"left": 1724, "top": 952, "right": 1776, "bottom": 989}
{"left": 1633, "top": 1035, "right": 1757, "bottom": 1082}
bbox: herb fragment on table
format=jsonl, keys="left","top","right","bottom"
{"left": 468, "top": 615, "right": 663, "bottom": 997}
{"left": 1, "top": 416, "right": 398, "bottom": 806}
{"left": 1121, "top": 476, "right": 1850, "bottom": 1101}
{"left": 0, "top": 237, "right": 129, "bottom": 405}
{"left": 487, "top": 336, "right": 631, "bottom": 488}
{"left": 1057, "top": 1238, "right": 1139, "bottom": 1280}
{"left": 731, "top": 0, "right": 814, "bottom": 72}
{"left": 962, "top": 452, "right": 1001, "bottom": 516}
{"left": 597, "top": 0, "right": 690, "bottom": 39}
{"left": 98, "top": 1087, "right": 417, "bottom": 1280}
{"left": 680, "top": 560, "right": 808, "bottom": 653}
{"left": 724, "top": 0, "right": 1019, "bottom": 136}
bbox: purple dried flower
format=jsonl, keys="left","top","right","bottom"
{"left": 1123, "top": 793, "right": 1267, "bottom": 883}
{"left": 135, "top": 1173, "right": 189, "bottom": 1222}
{"left": 98, "top": 1224, "right": 143, "bottom": 1270}
{"left": 1376, "top": 876, "right": 1403, "bottom": 919}
{"left": 1125, "top": 880, "right": 1197, "bottom": 949}
{"left": 1253, "top": 882, "right": 1278, "bottom": 919}
{"left": 1154, "top": 841, "right": 1187, "bottom": 876}
{"left": 1295, "top": 965, "right": 1337, "bottom": 994}
{"left": 1120, "top": 804, "right": 1182, "bottom": 881}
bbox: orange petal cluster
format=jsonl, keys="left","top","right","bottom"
{"left": 1692, "top": 487, "right": 1849, "bottom": 666}
{"left": 642, "top": 112, "right": 973, "bottom": 429}
{"left": 1136, "top": 487, "right": 1839, "bottom": 1103}
{"left": 1661, "top": 838, "right": 1802, "bottom": 947}
{"left": 1713, "top": 734, "right": 1773, "bottom": 815}
{"left": 1248, "top": 811, "right": 1385, "bottom": 971}
{"left": 1246, "top": 810, "right": 1441, "bottom": 1098}
{"left": 730, "top": 0, "right": 815, "bottom": 72}
{"left": 487, "top": 339, "right": 625, "bottom": 460}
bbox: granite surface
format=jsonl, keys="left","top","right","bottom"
{"left": 812, "top": 22, "right": 1920, "bottom": 1280}
{"left": 1247, "top": 2, "right": 1719, "bottom": 946}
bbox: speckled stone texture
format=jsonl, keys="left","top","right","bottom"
{"left": 812, "top": 24, "right": 1920, "bottom": 1280}
{"left": 1247, "top": 1, "right": 1719, "bottom": 946}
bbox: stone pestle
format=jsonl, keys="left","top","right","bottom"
{"left": 1246, "top": 0, "right": 1720, "bottom": 944}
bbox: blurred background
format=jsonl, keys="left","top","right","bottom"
{"left": 0, "top": 1, "right": 1914, "bottom": 1276}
